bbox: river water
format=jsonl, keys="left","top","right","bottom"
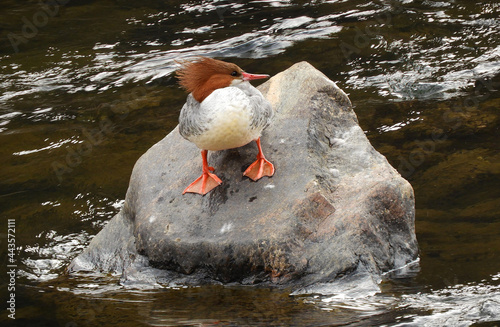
{"left": 1, "top": 0, "right": 499, "bottom": 326}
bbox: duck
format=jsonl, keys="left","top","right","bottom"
{"left": 176, "top": 57, "right": 275, "bottom": 195}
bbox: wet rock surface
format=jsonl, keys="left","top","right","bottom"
{"left": 68, "top": 62, "right": 418, "bottom": 288}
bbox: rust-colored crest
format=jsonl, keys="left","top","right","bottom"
{"left": 176, "top": 57, "right": 243, "bottom": 102}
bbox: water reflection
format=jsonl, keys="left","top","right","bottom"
{"left": 22, "top": 230, "right": 91, "bottom": 281}
{"left": 27, "top": 270, "right": 499, "bottom": 326}
{"left": 395, "top": 274, "right": 500, "bottom": 326}
{"left": 1, "top": 1, "right": 498, "bottom": 105}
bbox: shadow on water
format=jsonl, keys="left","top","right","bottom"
{"left": 1, "top": 0, "right": 500, "bottom": 326}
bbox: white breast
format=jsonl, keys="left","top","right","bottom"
{"left": 186, "top": 87, "right": 262, "bottom": 151}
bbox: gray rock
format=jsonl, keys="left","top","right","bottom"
{"left": 68, "top": 61, "right": 418, "bottom": 288}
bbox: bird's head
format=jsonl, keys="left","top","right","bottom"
{"left": 176, "top": 57, "right": 269, "bottom": 102}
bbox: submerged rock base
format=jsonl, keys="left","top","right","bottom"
{"left": 69, "top": 62, "right": 418, "bottom": 288}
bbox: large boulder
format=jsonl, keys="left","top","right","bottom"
{"left": 68, "top": 61, "right": 418, "bottom": 288}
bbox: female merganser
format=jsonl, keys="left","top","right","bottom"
{"left": 177, "top": 57, "right": 275, "bottom": 195}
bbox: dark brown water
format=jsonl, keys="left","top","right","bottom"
{"left": 1, "top": 0, "right": 500, "bottom": 326}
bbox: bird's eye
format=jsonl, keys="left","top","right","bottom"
{"left": 231, "top": 71, "right": 238, "bottom": 77}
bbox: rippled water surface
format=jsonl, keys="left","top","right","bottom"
{"left": 1, "top": 0, "right": 500, "bottom": 326}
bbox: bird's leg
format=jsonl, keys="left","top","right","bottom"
{"left": 183, "top": 150, "right": 222, "bottom": 195}
{"left": 243, "top": 138, "right": 275, "bottom": 181}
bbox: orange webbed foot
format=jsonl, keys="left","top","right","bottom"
{"left": 183, "top": 171, "right": 222, "bottom": 195}
{"left": 183, "top": 150, "right": 222, "bottom": 195}
{"left": 243, "top": 138, "right": 275, "bottom": 181}
{"left": 243, "top": 157, "right": 275, "bottom": 181}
